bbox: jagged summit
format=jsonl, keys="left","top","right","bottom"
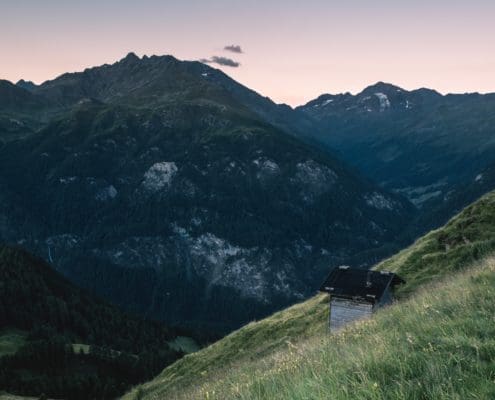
{"left": 359, "top": 81, "right": 404, "bottom": 96}
{"left": 300, "top": 82, "right": 443, "bottom": 108}
{"left": 297, "top": 79, "right": 495, "bottom": 215}
{"left": 122, "top": 51, "right": 140, "bottom": 62}
{"left": 15, "top": 79, "right": 37, "bottom": 92}
{"left": 6, "top": 52, "right": 317, "bottom": 145}
{"left": 118, "top": 52, "right": 181, "bottom": 65}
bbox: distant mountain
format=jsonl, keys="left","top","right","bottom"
{"left": 0, "top": 244, "right": 191, "bottom": 400}
{"left": 15, "top": 79, "right": 38, "bottom": 92}
{"left": 0, "top": 80, "right": 53, "bottom": 141}
{"left": 298, "top": 82, "right": 495, "bottom": 208}
{"left": 3, "top": 53, "right": 315, "bottom": 142}
{"left": 0, "top": 54, "right": 414, "bottom": 335}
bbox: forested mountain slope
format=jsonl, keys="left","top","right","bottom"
{"left": 0, "top": 245, "right": 194, "bottom": 400}
{"left": 0, "top": 54, "right": 413, "bottom": 334}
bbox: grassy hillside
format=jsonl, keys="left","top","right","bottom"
{"left": 124, "top": 191, "right": 495, "bottom": 399}
{"left": 377, "top": 190, "right": 495, "bottom": 296}
{"left": 130, "top": 259, "right": 495, "bottom": 400}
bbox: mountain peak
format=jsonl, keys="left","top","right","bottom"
{"left": 15, "top": 79, "right": 37, "bottom": 92}
{"left": 121, "top": 52, "right": 140, "bottom": 62}
{"left": 360, "top": 82, "right": 404, "bottom": 96}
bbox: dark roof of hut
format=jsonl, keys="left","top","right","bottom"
{"left": 319, "top": 266, "right": 405, "bottom": 303}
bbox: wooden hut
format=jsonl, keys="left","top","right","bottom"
{"left": 319, "top": 266, "right": 405, "bottom": 332}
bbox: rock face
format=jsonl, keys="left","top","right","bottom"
{"left": 293, "top": 160, "right": 338, "bottom": 203}
{"left": 0, "top": 55, "right": 414, "bottom": 334}
{"left": 365, "top": 192, "right": 397, "bottom": 211}
{"left": 297, "top": 82, "right": 495, "bottom": 209}
{"left": 142, "top": 162, "right": 178, "bottom": 192}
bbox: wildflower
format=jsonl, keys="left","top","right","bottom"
{"left": 406, "top": 333, "right": 414, "bottom": 344}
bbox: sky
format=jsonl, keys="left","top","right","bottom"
{"left": 1, "top": 0, "right": 495, "bottom": 106}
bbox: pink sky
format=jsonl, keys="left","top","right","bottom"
{"left": 2, "top": 0, "right": 494, "bottom": 106}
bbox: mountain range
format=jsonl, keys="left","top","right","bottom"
{"left": 2, "top": 53, "right": 495, "bottom": 336}
{"left": 2, "top": 52, "right": 495, "bottom": 400}
{"left": 297, "top": 82, "right": 495, "bottom": 210}
{"left": 0, "top": 53, "right": 414, "bottom": 335}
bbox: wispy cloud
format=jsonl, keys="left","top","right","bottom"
{"left": 201, "top": 56, "right": 240, "bottom": 68}
{"left": 224, "top": 45, "right": 243, "bottom": 54}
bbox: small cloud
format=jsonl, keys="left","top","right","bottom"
{"left": 211, "top": 56, "right": 240, "bottom": 67}
{"left": 224, "top": 45, "right": 243, "bottom": 54}
{"left": 201, "top": 56, "right": 240, "bottom": 68}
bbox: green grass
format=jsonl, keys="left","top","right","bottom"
{"left": 126, "top": 258, "right": 495, "bottom": 400}
{"left": 0, "top": 330, "right": 26, "bottom": 358}
{"left": 123, "top": 295, "right": 329, "bottom": 400}
{"left": 210, "top": 259, "right": 495, "bottom": 400}
{"left": 167, "top": 337, "right": 200, "bottom": 354}
{"left": 377, "top": 191, "right": 495, "bottom": 297}
{"left": 123, "top": 191, "right": 495, "bottom": 400}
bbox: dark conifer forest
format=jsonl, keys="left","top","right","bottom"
{"left": 0, "top": 245, "right": 191, "bottom": 399}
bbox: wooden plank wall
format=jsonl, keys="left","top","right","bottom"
{"left": 330, "top": 297, "right": 373, "bottom": 332}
